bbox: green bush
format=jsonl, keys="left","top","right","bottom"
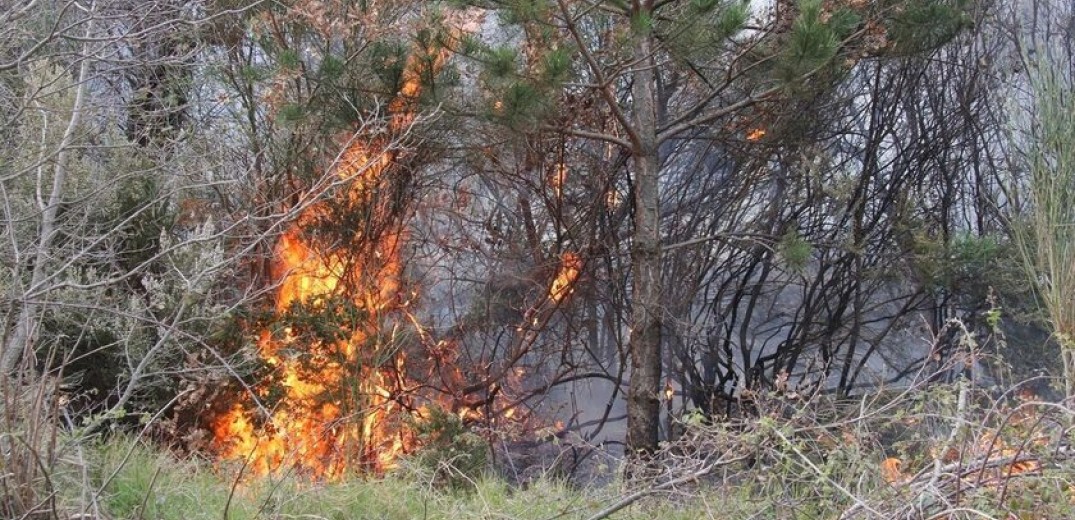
{"left": 405, "top": 405, "right": 489, "bottom": 490}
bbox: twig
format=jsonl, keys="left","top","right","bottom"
{"left": 222, "top": 445, "right": 251, "bottom": 520}
{"left": 926, "top": 375, "right": 970, "bottom": 493}
{"left": 769, "top": 426, "right": 884, "bottom": 519}
{"left": 583, "top": 455, "right": 751, "bottom": 520}
{"left": 135, "top": 466, "right": 162, "bottom": 520}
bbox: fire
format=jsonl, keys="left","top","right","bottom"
{"left": 211, "top": 46, "right": 445, "bottom": 479}
{"left": 548, "top": 163, "right": 567, "bottom": 198}
{"left": 880, "top": 457, "right": 905, "bottom": 484}
{"left": 746, "top": 128, "right": 766, "bottom": 141}
{"left": 549, "top": 252, "right": 582, "bottom": 302}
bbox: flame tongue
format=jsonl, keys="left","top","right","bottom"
{"left": 211, "top": 48, "right": 439, "bottom": 479}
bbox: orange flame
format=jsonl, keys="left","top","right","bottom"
{"left": 549, "top": 252, "right": 582, "bottom": 303}
{"left": 211, "top": 46, "right": 446, "bottom": 479}
{"left": 880, "top": 457, "right": 905, "bottom": 484}
{"left": 746, "top": 128, "right": 766, "bottom": 141}
{"left": 549, "top": 164, "right": 567, "bottom": 198}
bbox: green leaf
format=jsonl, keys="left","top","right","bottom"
{"left": 494, "top": 81, "right": 547, "bottom": 127}
{"left": 826, "top": 9, "right": 861, "bottom": 39}
{"left": 691, "top": 0, "right": 721, "bottom": 14}
{"left": 716, "top": 1, "right": 750, "bottom": 38}
{"left": 779, "top": 229, "right": 813, "bottom": 273}
{"left": 887, "top": 1, "right": 970, "bottom": 54}
{"left": 774, "top": 0, "right": 860, "bottom": 85}
{"left": 540, "top": 47, "right": 572, "bottom": 85}
{"left": 985, "top": 306, "right": 1002, "bottom": 331}
{"left": 485, "top": 46, "right": 519, "bottom": 81}
{"left": 369, "top": 40, "right": 409, "bottom": 90}
{"left": 458, "top": 33, "right": 485, "bottom": 57}
{"left": 318, "top": 54, "right": 344, "bottom": 82}
{"left": 238, "top": 64, "right": 270, "bottom": 82}
{"left": 631, "top": 11, "right": 654, "bottom": 34}
{"left": 503, "top": 0, "right": 549, "bottom": 24}
{"left": 277, "top": 48, "right": 301, "bottom": 71}
{"left": 277, "top": 103, "right": 305, "bottom": 124}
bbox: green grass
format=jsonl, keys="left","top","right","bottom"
{"left": 56, "top": 439, "right": 753, "bottom": 520}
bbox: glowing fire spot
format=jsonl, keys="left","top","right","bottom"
{"left": 606, "top": 189, "right": 621, "bottom": 209}
{"left": 549, "top": 252, "right": 582, "bottom": 302}
{"left": 881, "top": 457, "right": 904, "bottom": 484}
{"left": 746, "top": 128, "right": 766, "bottom": 141}
{"left": 549, "top": 163, "right": 567, "bottom": 198}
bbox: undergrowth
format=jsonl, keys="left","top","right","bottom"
{"left": 42, "top": 378, "right": 1074, "bottom": 520}
{"left": 60, "top": 439, "right": 731, "bottom": 520}
{"left": 16, "top": 323, "right": 1075, "bottom": 520}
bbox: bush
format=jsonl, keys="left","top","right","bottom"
{"left": 405, "top": 405, "right": 489, "bottom": 489}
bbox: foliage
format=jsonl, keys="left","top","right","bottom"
{"left": 406, "top": 405, "right": 490, "bottom": 490}
{"left": 777, "top": 229, "right": 813, "bottom": 273}
{"left": 775, "top": 0, "right": 862, "bottom": 85}
{"left": 1010, "top": 51, "right": 1075, "bottom": 397}
{"left": 884, "top": 0, "right": 973, "bottom": 55}
{"left": 910, "top": 232, "right": 1022, "bottom": 301}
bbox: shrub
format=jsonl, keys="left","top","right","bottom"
{"left": 405, "top": 405, "right": 489, "bottom": 489}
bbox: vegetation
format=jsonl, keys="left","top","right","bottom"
{"left": 2, "top": 0, "right": 1075, "bottom": 517}
{"left": 1011, "top": 50, "right": 1075, "bottom": 398}
{"left": 49, "top": 369, "right": 1075, "bottom": 519}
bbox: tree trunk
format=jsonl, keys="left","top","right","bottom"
{"left": 626, "top": 4, "right": 662, "bottom": 455}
